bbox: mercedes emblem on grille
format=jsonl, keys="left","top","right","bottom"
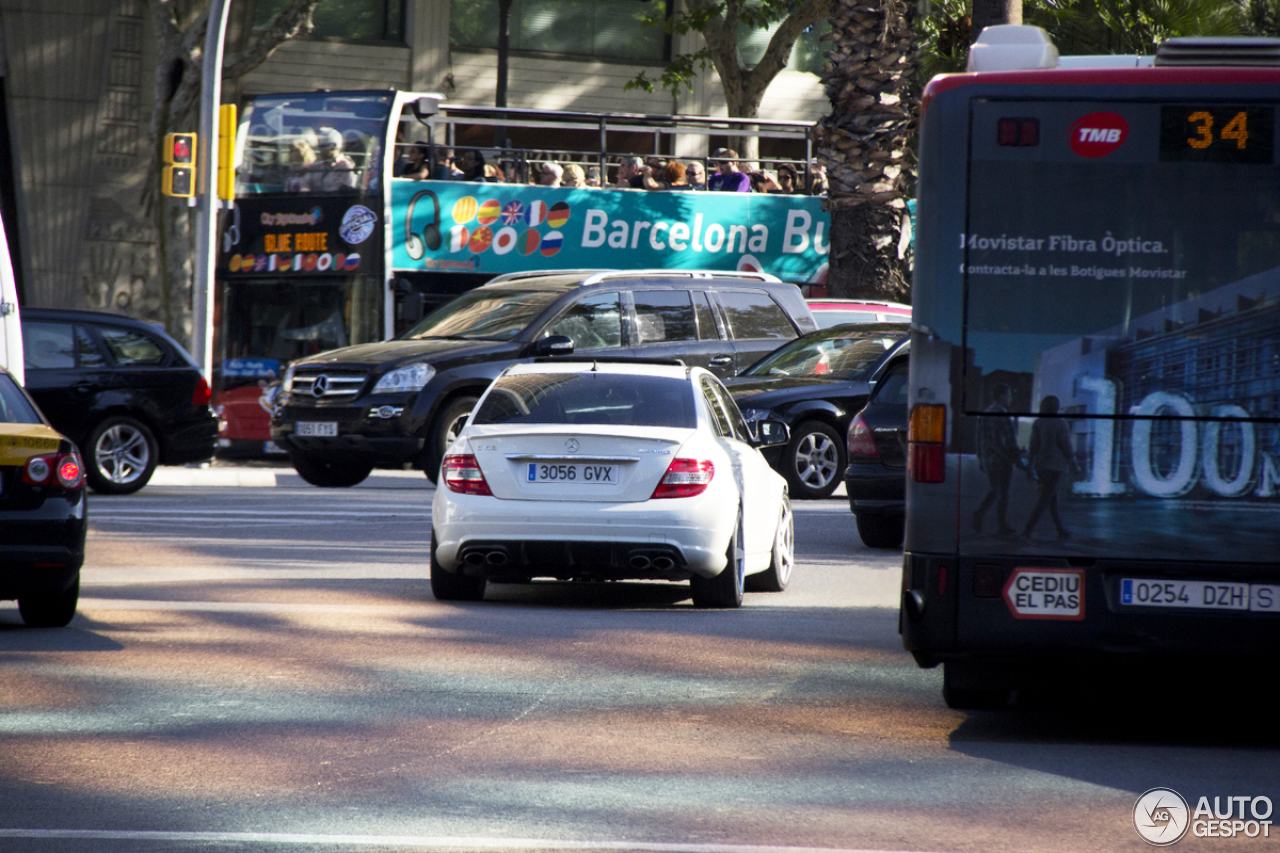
{"left": 565, "top": 438, "right": 579, "bottom": 453}
{"left": 312, "top": 375, "right": 330, "bottom": 398}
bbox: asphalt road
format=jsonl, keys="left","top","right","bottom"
{"left": 0, "top": 467, "right": 1276, "bottom": 853}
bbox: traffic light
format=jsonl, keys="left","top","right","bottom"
{"left": 217, "top": 104, "right": 237, "bottom": 201}
{"left": 163, "top": 132, "right": 196, "bottom": 197}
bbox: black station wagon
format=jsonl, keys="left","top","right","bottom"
{"left": 272, "top": 270, "right": 817, "bottom": 487}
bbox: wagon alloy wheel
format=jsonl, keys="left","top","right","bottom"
{"left": 85, "top": 416, "right": 158, "bottom": 495}
{"left": 784, "top": 421, "right": 845, "bottom": 499}
{"left": 424, "top": 395, "right": 479, "bottom": 484}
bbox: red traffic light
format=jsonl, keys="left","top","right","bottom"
{"left": 164, "top": 132, "right": 196, "bottom": 166}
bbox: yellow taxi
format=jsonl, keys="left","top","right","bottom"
{"left": 1, "top": 365, "right": 86, "bottom": 627}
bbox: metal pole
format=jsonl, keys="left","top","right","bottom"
{"left": 192, "top": 0, "right": 231, "bottom": 385}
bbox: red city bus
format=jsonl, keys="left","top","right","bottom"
{"left": 903, "top": 28, "right": 1280, "bottom": 708}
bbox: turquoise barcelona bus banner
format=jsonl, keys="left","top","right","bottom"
{"left": 389, "top": 180, "right": 831, "bottom": 281}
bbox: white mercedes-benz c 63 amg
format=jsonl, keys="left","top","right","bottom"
{"left": 430, "top": 359, "right": 794, "bottom": 608}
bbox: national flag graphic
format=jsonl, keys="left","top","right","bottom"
{"left": 500, "top": 201, "right": 524, "bottom": 225}
{"left": 540, "top": 230, "right": 564, "bottom": 257}
{"left": 468, "top": 225, "right": 494, "bottom": 254}
{"left": 737, "top": 254, "right": 763, "bottom": 273}
{"left": 520, "top": 230, "right": 541, "bottom": 255}
{"left": 547, "top": 201, "right": 571, "bottom": 228}
{"left": 492, "top": 226, "right": 517, "bottom": 255}
{"left": 452, "top": 196, "right": 478, "bottom": 224}
{"left": 525, "top": 200, "right": 548, "bottom": 226}
{"left": 477, "top": 198, "right": 502, "bottom": 225}
{"left": 450, "top": 225, "right": 470, "bottom": 253}
{"left": 344, "top": 253, "right": 361, "bottom": 270}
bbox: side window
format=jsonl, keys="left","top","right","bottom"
{"left": 23, "top": 322, "right": 76, "bottom": 369}
{"left": 700, "top": 378, "right": 731, "bottom": 437}
{"left": 633, "top": 290, "right": 697, "bottom": 345}
{"left": 710, "top": 381, "right": 750, "bottom": 442}
{"left": 544, "top": 291, "right": 622, "bottom": 349}
{"left": 717, "top": 290, "right": 797, "bottom": 340}
{"left": 77, "top": 326, "right": 107, "bottom": 368}
{"left": 693, "top": 292, "right": 720, "bottom": 340}
{"left": 96, "top": 325, "right": 166, "bottom": 366}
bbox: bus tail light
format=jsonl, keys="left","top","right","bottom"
{"left": 908, "top": 404, "right": 946, "bottom": 483}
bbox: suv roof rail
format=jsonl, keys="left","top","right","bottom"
{"left": 578, "top": 269, "right": 782, "bottom": 287}
{"left": 531, "top": 356, "right": 689, "bottom": 368}
{"left": 486, "top": 269, "right": 607, "bottom": 284}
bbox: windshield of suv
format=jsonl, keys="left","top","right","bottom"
{"left": 401, "top": 289, "right": 563, "bottom": 341}
{"left": 745, "top": 328, "right": 903, "bottom": 380}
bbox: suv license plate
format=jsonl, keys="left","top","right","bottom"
{"left": 1119, "top": 578, "right": 1280, "bottom": 612}
{"left": 527, "top": 462, "right": 617, "bottom": 484}
{"left": 295, "top": 421, "right": 338, "bottom": 437}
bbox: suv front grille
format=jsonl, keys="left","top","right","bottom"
{"left": 291, "top": 372, "right": 367, "bottom": 403}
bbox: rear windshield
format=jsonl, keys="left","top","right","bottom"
{"left": 401, "top": 289, "right": 562, "bottom": 341}
{"left": 745, "top": 328, "right": 903, "bottom": 380}
{"left": 0, "top": 375, "right": 43, "bottom": 424}
{"left": 964, "top": 98, "right": 1280, "bottom": 418}
{"left": 473, "top": 372, "right": 696, "bottom": 428}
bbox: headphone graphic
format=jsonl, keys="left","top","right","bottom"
{"left": 404, "top": 190, "right": 442, "bottom": 260}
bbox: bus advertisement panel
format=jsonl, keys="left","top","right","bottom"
{"left": 903, "top": 61, "right": 1280, "bottom": 707}
{"left": 390, "top": 181, "right": 830, "bottom": 282}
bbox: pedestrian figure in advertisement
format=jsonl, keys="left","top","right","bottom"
{"left": 1022, "top": 395, "right": 1078, "bottom": 541}
{"left": 972, "top": 383, "right": 1022, "bottom": 536}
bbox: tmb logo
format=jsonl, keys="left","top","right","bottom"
{"left": 1069, "top": 111, "right": 1130, "bottom": 158}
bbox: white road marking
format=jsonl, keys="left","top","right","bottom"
{"left": 0, "top": 829, "right": 951, "bottom": 853}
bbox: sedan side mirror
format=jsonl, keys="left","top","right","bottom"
{"left": 752, "top": 419, "right": 790, "bottom": 449}
{"left": 534, "top": 335, "right": 575, "bottom": 357}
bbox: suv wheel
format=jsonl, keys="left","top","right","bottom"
{"left": 783, "top": 420, "right": 845, "bottom": 499}
{"left": 424, "top": 395, "right": 478, "bottom": 484}
{"left": 289, "top": 451, "right": 373, "bottom": 488}
{"left": 85, "top": 416, "right": 158, "bottom": 495}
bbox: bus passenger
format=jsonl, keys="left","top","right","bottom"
{"left": 685, "top": 161, "right": 706, "bottom": 190}
{"left": 642, "top": 161, "right": 689, "bottom": 191}
{"left": 562, "top": 164, "right": 586, "bottom": 188}
{"left": 708, "top": 148, "right": 751, "bottom": 192}
{"left": 394, "top": 143, "right": 431, "bottom": 180}
{"left": 972, "top": 383, "right": 1023, "bottom": 536}
{"left": 457, "top": 149, "right": 488, "bottom": 181}
{"left": 301, "top": 128, "right": 357, "bottom": 192}
{"left": 1022, "top": 396, "right": 1078, "bottom": 541}
{"left": 616, "top": 156, "right": 644, "bottom": 189}
{"left": 540, "top": 162, "right": 564, "bottom": 187}
{"left": 283, "top": 139, "right": 317, "bottom": 192}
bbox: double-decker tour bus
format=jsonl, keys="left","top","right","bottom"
{"left": 213, "top": 91, "right": 830, "bottom": 455}
{"left": 903, "top": 27, "right": 1280, "bottom": 708}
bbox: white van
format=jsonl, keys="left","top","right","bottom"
{"left": 0, "top": 211, "right": 23, "bottom": 385}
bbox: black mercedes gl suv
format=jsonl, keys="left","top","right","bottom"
{"left": 271, "top": 270, "right": 817, "bottom": 486}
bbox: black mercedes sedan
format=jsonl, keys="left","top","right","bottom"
{"left": 844, "top": 351, "right": 909, "bottom": 548}
{"left": 21, "top": 308, "right": 218, "bottom": 494}
{"left": 724, "top": 323, "right": 909, "bottom": 499}
{"left": 0, "top": 365, "right": 87, "bottom": 627}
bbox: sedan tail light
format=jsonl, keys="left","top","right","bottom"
{"left": 192, "top": 375, "right": 212, "bottom": 406}
{"left": 846, "top": 413, "right": 879, "bottom": 459}
{"left": 651, "top": 459, "right": 714, "bottom": 499}
{"left": 442, "top": 454, "right": 492, "bottom": 496}
{"left": 23, "top": 452, "right": 85, "bottom": 490}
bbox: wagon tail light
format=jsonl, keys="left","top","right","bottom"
{"left": 23, "top": 452, "right": 85, "bottom": 490}
{"left": 442, "top": 454, "right": 491, "bottom": 496}
{"left": 846, "top": 413, "right": 879, "bottom": 459}
{"left": 651, "top": 458, "right": 714, "bottom": 499}
{"left": 192, "top": 375, "right": 212, "bottom": 406}
{"left": 908, "top": 404, "right": 946, "bottom": 484}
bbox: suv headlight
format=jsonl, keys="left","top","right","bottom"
{"left": 373, "top": 362, "right": 436, "bottom": 394}
{"left": 282, "top": 364, "right": 296, "bottom": 394}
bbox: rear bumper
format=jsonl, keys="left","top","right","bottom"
{"left": 432, "top": 491, "right": 732, "bottom": 578}
{"left": 162, "top": 414, "right": 219, "bottom": 465}
{"left": 0, "top": 512, "right": 86, "bottom": 600}
{"left": 845, "top": 462, "right": 905, "bottom": 514}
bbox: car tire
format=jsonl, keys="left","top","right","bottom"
{"left": 18, "top": 575, "right": 80, "bottom": 628}
{"left": 942, "top": 662, "right": 1012, "bottom": 711}
{"left": 429, "top": 531, "right": 486, "bottom": 602}
{"left": 747, "top": 495, "right": 793, "bottom": 592}
{"left": 783, "top": 420, "right": 845, "bottom": 499}
{"left": 423, "top": 395, "right": 479, "bottom": 485}
{"left": 288, "top": 451, "right": 373, "bottom": 488}
{"left": 691, "top": 510, "right": 745, "bottom": 609}
{"left": 84, "top": 415, "right": 159, "bottom": 495}
{"left": 855, "top": 512, "right": 904, "bottom": 549}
